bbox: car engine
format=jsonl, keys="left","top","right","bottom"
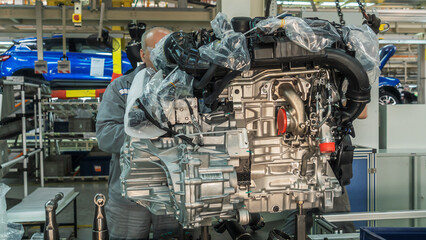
{"left": 119, "top": 14, "right": 377, "bottom": 230}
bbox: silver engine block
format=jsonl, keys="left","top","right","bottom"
{"left": 120, "top": 68, "right": 343, "bottom": 228}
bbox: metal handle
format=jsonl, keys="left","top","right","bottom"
{"left": 380, "top": 22, "right": 390, "bottom": 34}
{"left": 44, "top": 192, "right": 64, "bottom": 240}
{"left": 93, "top": 193, "right": 108, "bottom": 240}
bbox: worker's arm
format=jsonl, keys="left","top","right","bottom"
{"left": 96, "top": 82, "right": 127, "bottom": 154}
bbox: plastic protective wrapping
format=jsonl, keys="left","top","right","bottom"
{"left": 31, "top": 232, "right": 44, "bottom": 240}
{"left": 124, "top": 68, "right": 166, "bottom": 139}
{"left": 256, "top": 16, "right": 341, "bottom": 52}
{"left": 342, "top": 24, "right": 380, "bottom": 84}
{"left": 199, "top": 13, "right": 251, "bottom": 71}
{"left": 0, "top": 183, "right": 24, "bottom": 240}
{"left": 210, "top": 12, "right": 234, "bottom": 39}
{"left": 124, "top": 68, "right": 194, "bottom": 139}
{"left": 150, "top": 33, "right": 176, "bottom": 72}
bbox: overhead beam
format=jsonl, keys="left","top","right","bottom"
{"left": 0, "top": 6, "right": 212, "bottom": 22}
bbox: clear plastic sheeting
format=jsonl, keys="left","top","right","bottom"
{"left": 256, "top": 16, "right": 341, "bottom": 52}
{"left": 342, "top": 24, "right": 380, "bottom": 84}
{"left": 124, "top": 68, "right": 194, "bottom": 139}
{"left": 0, "top": 183, "right": 10, "bottom": 236}
{"left": 255, "top": 16, "right": 286, "bottom": 34}
{"left": 199, "top": 13, "right": 251, "bottom": 71}
{"left": 150, "top": 33, "right": 176, "bottom": 72}
{"left": 210, "top": 12, "right": 234, "bottom": 39}
{"left": 124, "top": 68, "right": 165, "bottom": 139}
{"left": 0, "top": 184, "right": 24, "bottom": 240}
{"left": 31, "top": 232, "right": 44, "bottom": 240}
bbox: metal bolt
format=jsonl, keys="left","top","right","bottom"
{"left": 234, "top": 89, "right": 240, "bottom": 94}
{"left": 272, "top": 205, "right": 280, "bottom": 212}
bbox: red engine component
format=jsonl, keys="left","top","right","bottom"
{"left": 277, "top": 108, "right": 288, "bottom": 135}
{"left": 319, "top": 142, "right": 336, "bottom": 153}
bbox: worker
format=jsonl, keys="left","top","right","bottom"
{"left": 96, "top": 27, "right": 179, "bottom": 240}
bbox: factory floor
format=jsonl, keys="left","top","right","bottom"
{"left": 2, "top": 175, "right": 288, "bottom": 240}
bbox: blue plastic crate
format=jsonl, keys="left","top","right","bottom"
{"left": 360, "top": 227, "right": 426, "bottom": 240}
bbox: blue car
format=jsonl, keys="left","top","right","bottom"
{"left": 379, "top": 45, "right": 402, "bottom": 105}
{"left": 0, "top": 35, "right": 133, "bottom": 89}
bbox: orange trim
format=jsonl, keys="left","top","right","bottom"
{"left": 111, "top": 73, "right": 123, "bottom": 82}
{"left": 95, "top": 89, "right": 106, "bottom": 96}
{"left": 13, "top": 152, "right": 24, "bottom": 159}
{"left": 51, "top": 90, "right": 67, "bottom": 99}
{"left": 391, "top": 55, "right": 417, "bottom": 58}
{"left": 15, "top": 100, "right": 29, "bottom": 108}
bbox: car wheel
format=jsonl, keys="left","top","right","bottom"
{"left": 379, "top": 90, "right": 401, "bottom": 105}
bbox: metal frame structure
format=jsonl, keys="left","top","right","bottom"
{"left": 0, "top": 80, "right": 45, "bottom": 196}
{"left": 0, "top": 4, "right": 215, "bottom": 36}
{"left": 321, "top": 210, "right": 426, "bottom": 222}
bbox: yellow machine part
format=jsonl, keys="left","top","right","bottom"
{"left": 111, "top": 27, "right": 123, "bottom": 81}
{"left": 66, "top": 90, "right": 96, "bottom": 98}
{"left": 112, "top": 38, "right": 122, "bottom": 76}
{"left": 112, "top": 0, "right": 133, "bottom": 7}
{"left": 47, "top": 0, "right": 73, "bottom": 6}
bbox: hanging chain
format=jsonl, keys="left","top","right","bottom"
{"left": 356, "top": 0, "right": 369, "bottom": 20}
{"left": 335, "top": 0, "right": 345, "bottom": 26}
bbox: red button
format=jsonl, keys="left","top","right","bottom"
{"left": 319, "top": 142, "right": 336, "bottom": 153}
{"left": 73, "top": 15, "right": 80, "bottom": 21}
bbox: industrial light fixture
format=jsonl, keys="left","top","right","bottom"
{"left": 321, "top": 2, "right": 375, "bottom": 7}
{"left": 345, "top": 2, "right": 375, "bottom": 7}
{"left": 278, "top": 1, "right": 376, "bottom": 7}
{"left": 277, "top": 1, "right": 312, "bottom": 5}
{"left": 320, "top": 2, "right": 340, "bottom": 6}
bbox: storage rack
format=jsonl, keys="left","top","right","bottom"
{"left": 0, "top": 80, "right": 46, "bottom": 196}
{"left": 41, "top": 98, "right": 109, "bottom": 181}
{"left": 42, "top": 99, "right": 99, "bottom": 153}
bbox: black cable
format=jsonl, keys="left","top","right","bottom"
{"left": 204, "top": 70, "right": 241, "bottom": 105}
{"left": 193, "top": 64, "right": 218, "bottom": 89}
{"left": 135, "top": 98, "right": 195, "bottom": 147}
{"left": 265, "top": 0, "right": 272, "bottom": 17}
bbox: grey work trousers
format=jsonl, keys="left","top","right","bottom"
{"left": 106, "top": 198, "right": 179, "bottom": 240}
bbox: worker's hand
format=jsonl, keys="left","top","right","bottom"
{"left": 357, "top": 105, "right": 368, "bottom": 119}
{"left": 363, "top": 14, "right": 381, "bottom": 34}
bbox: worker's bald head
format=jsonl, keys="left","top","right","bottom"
{"left": 140, "top": 27, "right": 172, "bottom": 69}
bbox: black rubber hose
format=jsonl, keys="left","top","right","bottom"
{"left": 135, "top": 98, "right": 195, "bottom": 147}
{"left": 204, "top": 70, "right": 241, "bottom": 105}
{"left": 193, "top": 64, "right": 218, "bottom": 89}
{"left": 268, "top": 229, "right": 291, "bottom": 240}
{"left": 224, "top": 221, "right": 255, "bottom": 240}
{"left": 248, "top": 213, "right": 261, "bottom": 226}
{"left": 265, "top": 0, "right": 272, "bottom": 17}
{"left": 322, "top": 48, "right": 371, "bottom": 122}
